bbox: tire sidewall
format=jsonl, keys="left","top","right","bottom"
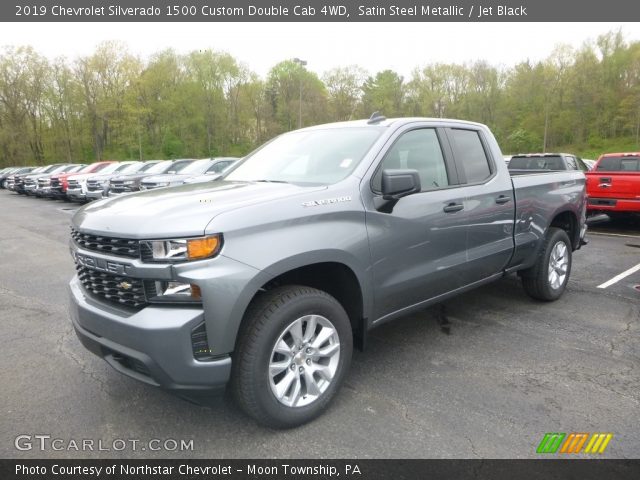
{"left": 247, "top": 289, "right": 352, "bottom": 427}
{"left": 541, "top": 229, "right": 572, "bottom": 300}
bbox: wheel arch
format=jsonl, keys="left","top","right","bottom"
{"left": 232, "top": 254, "right": 370, "bottom": 354}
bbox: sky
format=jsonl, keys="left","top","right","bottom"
{"left": 0, "top": 22, "right": 638, "bottom": 78}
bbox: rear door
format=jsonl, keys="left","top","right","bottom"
{"left": 443, "top": 127, "right": 516, "bottom": 283}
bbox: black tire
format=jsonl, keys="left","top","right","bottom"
{"left": 231, "top": 285, "right": 352, "bottom": 429}
{"left": 521, "top": 227, "right": 572, "bottom": 301}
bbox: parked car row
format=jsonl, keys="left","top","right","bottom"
{"left": 1, "top": 157, "right": 238, "bottom": 202}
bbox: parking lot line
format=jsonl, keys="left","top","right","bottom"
{"left": 597, "top": 262, "right": 640, "bottom": 289}
{"left": 589, "top": 231, "right": 640, "bottom": 239}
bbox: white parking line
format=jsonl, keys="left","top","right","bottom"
{"left": 597, "top": 263, "right": 640, "bottom": 289}
{"left": 589, "top": 231, "right": 640, "bottom": 239}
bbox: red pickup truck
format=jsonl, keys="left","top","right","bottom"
{"left": 586, "top": 152, "right": 640, "bottom": 219}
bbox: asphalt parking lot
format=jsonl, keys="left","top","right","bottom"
{"left": 1, "top": 190, "right": 638, "bottom": 459}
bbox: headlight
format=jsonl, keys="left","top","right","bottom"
{"left": 147, "top": 281, "right": 201, "bottom": 303}
{"left": 142, "top": 234, "right": 222, "bottom": 262}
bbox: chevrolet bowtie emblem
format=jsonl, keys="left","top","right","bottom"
{"left": 118, "top": 281, "right": 133, "bottom": 290}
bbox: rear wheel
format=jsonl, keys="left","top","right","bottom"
{"left": 231, "top": 285, "right": 352, "bottom": 428}
{"left": 521, "top": 227, "right": 572, "bottom": 301}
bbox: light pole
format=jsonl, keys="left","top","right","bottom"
{"left": 293, "top": 57, "right": 307, "bottom": 128}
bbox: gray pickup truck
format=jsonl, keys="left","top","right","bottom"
{"left": 69, "top": 117, "right": 587, "bottom": 428}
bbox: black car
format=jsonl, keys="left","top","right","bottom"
{"left": 108, "top": 160, "right": 177, "bottom": 196}
{"left": 12, "top": 166, "right": 49, "bottom": 194}
{"left": 2, "top": 167, "right": 35, "bottom": 189}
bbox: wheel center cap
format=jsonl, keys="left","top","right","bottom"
{"left": 294, "top": 352, "right": 306, "bottom": 366}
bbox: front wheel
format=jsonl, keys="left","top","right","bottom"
{"left": 521, "top": 227, "right": 572, "bottom": 301}
{"left": 231, "top": 285, "right": 352, "bottom": 428}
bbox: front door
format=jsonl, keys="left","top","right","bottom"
{"left": 365, "top": 127, "right": 471, "bottom": 321}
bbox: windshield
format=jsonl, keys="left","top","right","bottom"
{"left": 136, "top": 161, "right": 162, "bottom": 173}
{"left": 508, "top": 156, "right": 564, "bottom": 170}
{"left": 596, "top": 156, "right": 640, "bottom": 171}
{"left": 49, "top": 165, "right": 71, "bottom": 174}
{"left": 80, "top": 163, "right": 109, "bottom": 174}
{"left": 206, "top": 160, "right": 235, "bottom": 174}
{"left": 112, "top": 162, "right": 141, "bottom": 173}
{"left": 43, "top": 164, "right": 64, "bottom": 173}
{"left": 166, "top": 160, "right": 195, "bottom": 174}
{"left": 179, "top": 159, "right": 212, "bottom": 175}
{"left": 143, "top": 160, "right": 173, "bottom": 174}
{"left": 98, "top": 163, "right": 126, "bottom": 174}
{"left": 225, "top": 127, "right": 384, "bottom": 185}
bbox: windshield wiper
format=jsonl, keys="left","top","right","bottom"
{"left": 252, "top": 179, "right": 289, "bottom": 184}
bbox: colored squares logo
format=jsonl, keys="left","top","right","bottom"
{"left": 537, "top": 433, "right": 613, "bottom": 454}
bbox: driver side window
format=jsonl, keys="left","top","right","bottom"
{"left": 373, "top": 128, "right": 449, "bottom": 192}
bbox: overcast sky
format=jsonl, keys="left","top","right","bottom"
{"left": 1, "top": 22, "right": 638, "bottom": 78}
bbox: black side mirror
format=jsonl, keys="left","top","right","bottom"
{"left": 381, "top": 169, "right": 421, "bottom": 200}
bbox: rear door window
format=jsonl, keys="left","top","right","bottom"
{"left": 448, "top": 129, "right": 493, "bottom": 183}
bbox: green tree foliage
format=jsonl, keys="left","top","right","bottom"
{"left": 2, "top": 32, "right": 640, "bottom": 166}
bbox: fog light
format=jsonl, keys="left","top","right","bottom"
{"left": 147, "top": 281, "right": 202, "bottom": 303}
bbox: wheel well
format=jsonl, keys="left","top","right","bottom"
{"left": 550, "top": 211, "right": 578, "bottom": 249}
{"left": 259, "top": 262, "right": 364, "bottom": 334}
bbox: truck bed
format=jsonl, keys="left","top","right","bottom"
{"left": 508, "top": 169, "right": 587, "bottom": 269}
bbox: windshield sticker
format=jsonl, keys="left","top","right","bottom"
{"left": 340, "top": 158, "right": 353, "bottom": 168}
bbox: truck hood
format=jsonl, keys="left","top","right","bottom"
{"left": 72, "top": 181, "right": 326, "bottom": 238}
{"left": 183, "top": 174, "right": 222, "bottom": 184}
{"left": 110, "top": 172, "right": 150, "bottom": 182}
{"left": 141, "top": 173, "right": 191, "bottom": 184}
{"left": 67, "top": 173, "right": 97, "bottom": 182}
{"left": 87, "top": 173, "right": 119, "bottom": 181}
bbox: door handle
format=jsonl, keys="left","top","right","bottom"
{"left": 443, "top": 202, "right": 464, "bottom": 213}
{"left": 495, "top": 195, "right": 511, "bottom": 204}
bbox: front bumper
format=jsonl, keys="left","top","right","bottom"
{"left": 69, "top": 276, "right": 232, "bottom": 394}
{"left": 67, "top": 187, "right": 86, "bottom": 201}
{"left": 85, "top": 190, "right": 106, "bottom": 201}
{"left": 24, "top": 185, "right": 37, "bottom": 194}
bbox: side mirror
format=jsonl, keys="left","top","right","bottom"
{"left": 381, "top": 169, "right": 421, "bottom": 200}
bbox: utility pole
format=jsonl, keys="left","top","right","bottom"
{"left": 293, "top": 58, "right": 307, "bottom": 128}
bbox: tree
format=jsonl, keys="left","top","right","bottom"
{"left": 323, "top": 65, "right": 367, "bottom": 121}
{"left": 360, "top": 70, "right": 404, "bottom": 118}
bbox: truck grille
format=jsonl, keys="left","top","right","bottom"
{"left": 86, "top": 180, "right": 102, "bottom": 191}
{"left": 67, "top": 179, "right": 80, "bottom": 189}
{"left": 50, "top": 178, "right": 61, "bottom": 189}
{"left": 76, "top": 265, "right": 148, "bottom": 309}
{"left": 140, "top": 182, "right": 160, "bottom": 190}
{"left": 24, "top": 179, "right": 36, "bottom": 187}
{"left": 38, "top": 178, "right": 50, "bottom": 187}
{"left": 71, "top": 228, "right": 141, "bottom": 258}
{"left": 109, "top": 180, "right": 135, "bottom": 193}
